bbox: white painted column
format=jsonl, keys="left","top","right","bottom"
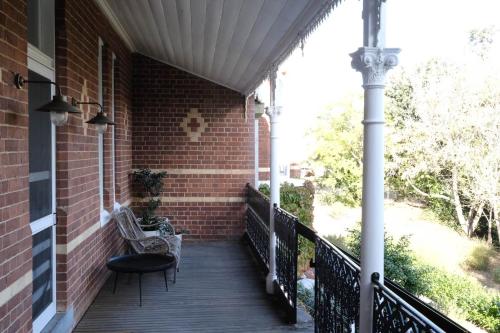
{"left": 266, "top": 69, "right": 281, "bottom": 294}
{"left": 350, "top": 1, "right": 399, "bottom": 331}
{"left": 254, "top": 117, "right": 259, "bottom": 188}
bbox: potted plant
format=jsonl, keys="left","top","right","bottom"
{"left": 132, "top": 168, "right": 167, "bottom": 235}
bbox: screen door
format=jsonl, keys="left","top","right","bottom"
{"left": 28, "top": 70, "right": 56, "bottom": 332}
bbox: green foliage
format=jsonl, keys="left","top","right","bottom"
{"left": 297, "top": 283, "right": 314, "bottom": 316}
{"left": 132, "top": 168, "right": 167, "bottom": 227}
{"left": 324, "top": 234, "right": 349, "bottom": 253}
{"left": 493, "top": 267, "right": 500, "bottom": 284}
{"left": 309, "top": 97, "right": 363, "bottom": 207}
{"left": 345, "top": 223, "right": 428, "bottom": 295}
{"left": 463, "top": 244, "right": 495, "bottom": 271}
{"left": 259, "top": 182, "right": 315, "bottom": 272}
{"left": 345, "top": 224, "right": 500, "bottom": 332}
{"left": 421, "top": 268, "right": 500, "bottom": 332}
{"left": 133, "top": 168, "right": 167, "bottom": 197}
{"left": 413, "top": 174, "right": 458, "bottom": 229}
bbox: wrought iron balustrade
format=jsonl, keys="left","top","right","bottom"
{"left": 244, "top": 185, "right": 466, "bottom": 333}
{"left": 245, "top": 184, "right": 270, "bottom": 271}
{"left": 274, "top": 206, "right": 298, "bottom": 323}
{"left": 372, "top": 273, "right": 445, "bottom": 333}
{"left": 314, "top": 237, "right": 361, "bottom": 333}
{"left": 245, "top": 183, "right": 270, "bottom": 226}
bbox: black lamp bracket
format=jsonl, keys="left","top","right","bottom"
{"left": 14, "top": 73, "right": 62, "bottom": 96}
{"left": 71, "top": 98, "right": 103, "bottom": 112}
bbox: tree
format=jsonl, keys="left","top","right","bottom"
{"left": 309, "top": 95, "right": 364, "bottom": 206}
{"left": 386, "top": 55, "right": 500, "bottom": 239}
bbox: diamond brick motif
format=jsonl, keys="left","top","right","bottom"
{"left": 180, "top": 108, "right": 207, "bottom": 142}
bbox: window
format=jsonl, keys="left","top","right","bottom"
{"left": 111, "top": 53, "right": 117, "bottom": 208}
{"left": 28, "top": 0, "right": 55, "bottom": 59}
{"left": 98, "top": 37, "right": 109, "bottom": 225}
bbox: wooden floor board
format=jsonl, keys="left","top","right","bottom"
{"left": 74, "top": 241, "right": 313, "bottom": 333}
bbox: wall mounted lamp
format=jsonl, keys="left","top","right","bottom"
{"left": 71, "top": 98, "right": 115, "bottom": 134}
{"left": 14, "top": 73, "right": 81, "bottom": 126}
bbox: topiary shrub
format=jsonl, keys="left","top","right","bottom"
{"left": 132, "top": 168, "right": 167, "bottom": 229}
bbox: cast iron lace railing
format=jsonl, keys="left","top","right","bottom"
{"left": 314, "top": 237, "right": 360, "bottom": 333}
{"left": 245, "top": 183, "right": 270, "bottom": 225}
{"left": 372, "top": 273, "right": 445, "bottom": 333}
{"left": 244, "top": 184, "right": 465, "bottom": 332}
{"left": 245, "top": 184, "right": 270, "bottom": 270}
{"left": 274, "top": 206, "right": 298, "bottom": 322}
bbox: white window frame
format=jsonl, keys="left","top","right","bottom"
{"left": 111, "top": 53, "right": 118, "bottom": 210}
{"left": 98, "top": 37, "right": 111, "bottom": 225}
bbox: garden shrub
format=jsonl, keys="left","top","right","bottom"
{"left": 463, "top": 243, "right": 494, "bottom": 271}
{"left": 324, "top": 234, "right": 349, "bottom": 253}
{"left": 493, "top": 267, "right": 500, "bottom": 284}
{"left": 259, "top": 182, "right": 315, "bottom": 273}
{"left": 297, "top": 283, "right": 314, "bottom": 316}
{"left": 420, "top": 267, "right": 500, "bottom": 332}
{"left": 345, "top": 223, "right": 429, "bottom": 295}
{"left": 345, "top": 224, "right": 500, "bottom": 333}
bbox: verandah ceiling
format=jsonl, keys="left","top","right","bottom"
{"left": 97, "top": 0, "right": 340, "bottom": 94}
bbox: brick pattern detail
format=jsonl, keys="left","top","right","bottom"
{"left": 132, "top": 54, "right": 254, "bottom": 240}
{"left": 259, "top": 115, "right": 270, "bottom": 181}
{"left": 0, "top": 1, "right": 33, "bottom": 332}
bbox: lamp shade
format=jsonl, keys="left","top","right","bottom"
{"left": 36, "top": 94, "right": 81, "bottom": 126}
{"left": 36, "top": 94, "right": 81, "bottom": 114}
{"left": 86, "top": 111, "right": 115, "bottom": 133}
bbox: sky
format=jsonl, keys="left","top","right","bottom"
{"left": 257, "top": 0, "right": 500, "bottom": 165}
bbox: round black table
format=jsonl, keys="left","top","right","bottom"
{"left": 106, "top": 253, "right": 176, "bottom": 306}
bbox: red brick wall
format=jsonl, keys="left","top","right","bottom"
{"left": 132, "top": 54, "right": 254, "bottom": 240}
{"left": 54, "top": 0, "right": 132, "bottom": 326}
{"left": 0, "top": 1, "right": 33, "bottom": 332}
{"left": 258, "top": 115, "right": 270, "bottom": 181}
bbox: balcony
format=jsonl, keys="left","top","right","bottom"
{"left": 74, "top": 185, "right": 467, "bottom": 333}
{"left": 75, "top": 242, "right": 313, "bottom": 333}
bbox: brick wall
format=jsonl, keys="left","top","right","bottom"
{"left": 54, "top": 0, "right": 132, "bottom": 326}
{"left": 258, "top": 115, "right": 270, "bottom": 181}
{"left": 132, "top": 54, "right": 254, "bottom": 240}
{"left": 1, "top": 0, "right": 256, "bottom": 331}
{"left": 0, "top": 1, "right": 33, "bottom": 332}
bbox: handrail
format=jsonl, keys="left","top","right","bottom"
{"left": 372, "top": 273, "right": 445, "bottom": 333}
{"left": 245, "top": 183, "right": 270, "bottom": 226}
{"left": 298, "top": 221, "right": 360, "bottom": 271}
{"left": 296, "top": 221, "right": 469, "bottom": 333}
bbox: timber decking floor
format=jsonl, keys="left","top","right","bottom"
{"left": 74, "top": 241, "right": 313, "bottom": 333}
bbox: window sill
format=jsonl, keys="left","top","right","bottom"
{"left": 100, "top": 209, "right": 111, "bottom": 227}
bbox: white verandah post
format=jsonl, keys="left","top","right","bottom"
{"left": 254, "top": 115, "right": 259, "bottom": 188}
{"left": 350, "top": 0, "right": 399, "bottom": 331}
{"left": 266, "top": 68, "right": 281, "bottom": 294}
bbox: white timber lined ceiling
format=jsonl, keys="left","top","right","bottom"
{"left": 97, "top": 0, "right": 340, "bottom": 94}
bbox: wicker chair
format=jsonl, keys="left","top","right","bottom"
{"left": 114, "top": 206, "right": 182, "bottom": 281}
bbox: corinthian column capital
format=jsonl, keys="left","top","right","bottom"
{"left": 350, "top": 47, "right": 400, "bottom": 88}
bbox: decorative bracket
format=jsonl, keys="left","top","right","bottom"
{"left": 350, "top": 47, "right": 400, "bottom": 88}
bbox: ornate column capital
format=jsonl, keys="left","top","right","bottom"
{"left": 350, "top": 47, "right": 400, "bottom": 88}
{"left": 265, "top": 106, "right": 282, "bottom": 119}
